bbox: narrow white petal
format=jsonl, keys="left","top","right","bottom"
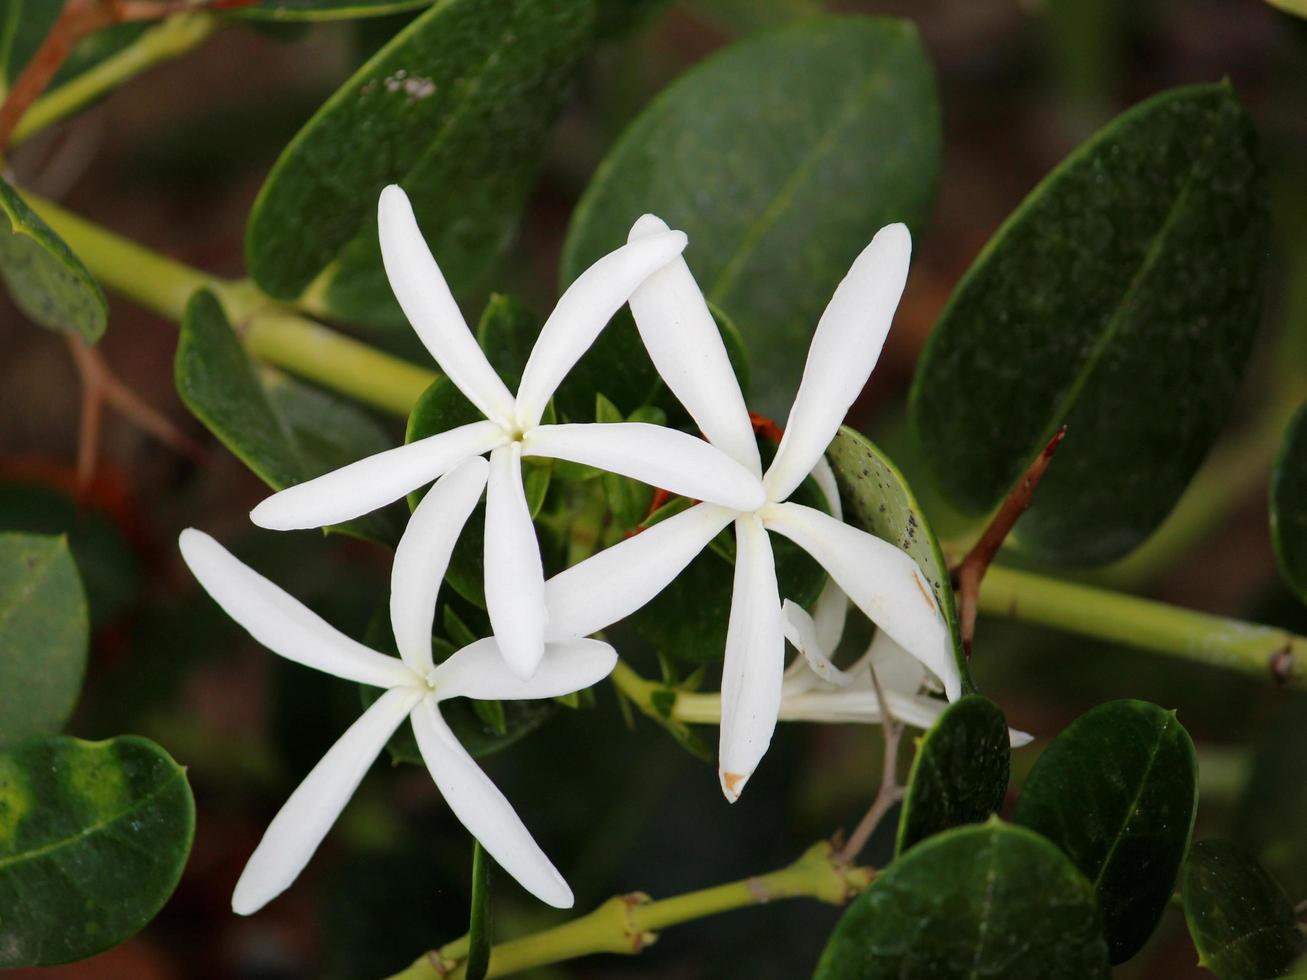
{"left": 514, "top": 230, "right": 688, "bottom": 429}
{"left": 810, "top": 456, "right": 843, "bottom": 521}
{"left": 232, "top": 687, "right": 419, "bottom": 914}
{"left": 484, "top": 444, "right": 547, "bottom": 678}
{"left": 378, "top": 185, "right": 516, "bottom": 425}
{"left": 411, "top": 698, "right": 573, "bottom": 908}
{"left": 431, "top": 636, "right": 617, "bottom": 701}
{"left": 781, "top": 599, "right": 852, "bottom": 687}
{"left": 543, "top": 502, "right": 735, "bottom": 639}
{"left": 390, "top": 457, "right": 489, "bottom": 674}
{"left": 812, "top": 576, "right": 849, "bottom": 655}
{"left": 524, "top": 423, "right": 764, "bottom": 512}
{"left": 250, "top": 420, "right": 507, "bottom": 530}
{"left": 179, "top": 529, "right": 415, "bottom": 689}
{"left": 761, "top": 502, "right": 960, "bottom": 701}
{"left": 764, "top": 225, "right": 911, "bottom": 502}
{"left": 778, "top": 687, "right": 943, "bottom": 730}
{"left": 718, "top": 515, "right": 784, "bottom": 802}
{"left": 626, "top": 214, "right": 760, "bottom": 476}
{"left": 863, "top": 626, "right": 929, "bottom": 696}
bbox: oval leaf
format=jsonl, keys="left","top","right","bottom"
{"left": 0, "top": 177, "right": 106, "bottom": 341}
{"left": 0, "top": 533, "right": 87, "bottom": 749}
{"left": 246, "top": 0, "right": 595, "bottom": 329}
{"left": 814, "top": 819, "right": 1110, "bottom": 979}
{"left": 1271, "top": 400, "right": 1307, "bottom": 602}
{"left": 561, "top": 15, "right": 941, "bottom": 414}
{"left": 911, "top": 83, "right": 1268, "bottom": 566}
{"left": 1013, "top": 699, "right": 1198, "bottom": 964}
{"left": 1182, "top": 840, "right": 1307, "bottom": 980}
{"left": 895, "top": 695, "right": 1010, "bottom": 855}
{"left": 0, "top": 734, "right": 195, "bottom": 967}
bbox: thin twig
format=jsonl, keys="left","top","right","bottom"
{"left": 839, "top": 666, "right": 905, "bottom": 863}
{"left": 952, "top": 425, "right": 1067, "bottom": 658}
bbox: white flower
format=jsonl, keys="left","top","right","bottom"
{"left": 180, "top": 457, "right": 616, "bottom": 914}
{"left": 542, "top": 217, "right": 958, "bottom": 801}
{"left": 249, "top": 186, "right": 764, "bottom": 679}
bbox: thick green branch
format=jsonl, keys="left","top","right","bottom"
{"left": 388, "top": 842, "right": 873, "bottom": 980}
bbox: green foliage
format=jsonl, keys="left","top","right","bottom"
{"left": 1267, "top": 0, "right": 1307, "bottom": 18}
{"left": 814, "top": 819, "right": 1110, "bottom": 979}
{"left": 895, "top": 696, "right": 1010, "bottom": 856}
{"left": 0, "top": 177, "right": 106, "bottom": 342}
{"left": 912, "top": 83, "right": 1268, "bottom": 566}
{"left": 1014, "top": 700, "right": 1197, "bottom": 963}
{"left": 1272, "top": 400, "right": 1307, "bottom": 601}
{"left": 562, "top": 15, "right": 941, "bottom": 413}
{"left": 1181, "top": 840, "right": 1307, "bottom": 980}
{"left": 245, "top": 0, "right": 596, "bottom": 329}
{"left": 175, "top": 289, "right": 400, "bottom": 544}
{"left": 466, "top": 841, "right": 492, "bottom": 980}
{"left": 231, "top": 0, "right": 436, "bottom": 19}
{"left": 0, "top": 533, "right": 87, "bottom": 749}
{"left": 0, "top": 735, "right": 194, "bottom": 967}
{"left": 0, "top": 3, "right": 146, "bottom": 109}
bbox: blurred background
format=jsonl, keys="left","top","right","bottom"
{"left": 3, "top": 1, "right": 1306, "bottom": 977}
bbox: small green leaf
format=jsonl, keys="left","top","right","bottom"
{"left": 465, "top": 840, "right": 492, "bottom": 980}
{"left": 176, "top": 290, "right": 400, "bottom": 544}
{"left": 230, "top": 0, "right": 435, "bottom": 20}
{"left": 1181, "top": 840, "right": 1306, "bottom": 980}
{"left": 0, "top": 734, "right": 195, "bottom": 967}
{"left": 0, "top": 177, "right": 106, "bottom": 341}
{"left": 562, "top": 15, "right": 941, "bottom": 413}
{"left": 911, "top": 83, "right": 1268, "bottom": 566}
{"left": 826, "top": 426, "right": 972, "bottom": 695}
{"left": 1267, "top": 0, "right": 1307, "bottom": 18}
{"left": 246, "top": 0, "right": 595, "bottom": 330}
{"left": 1272, "top": 401, "right": 1307, "bottom": 602}
{"left": 0, "top": 533, "right": 87, "bottom": 749}
{"left": 895, "top": 695, "right": 1010, "bottom": 856}
{"left": 1014, "top": 699, "right": 1198, "bottom": 964}
{"left": 814, "top": 819, "right": 1110, "bottom": 979}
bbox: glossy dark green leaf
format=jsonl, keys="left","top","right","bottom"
{"left": 0, "top": 177, "right": 106, "bottom": 341}
{"left": 1272, "top": 401, "right": 1307, "bottom": 602}
{"left": 1181, "top": 840, "right": 1306, "bottom": 980}
{"left": 911, "top": 83, "right": 1268, "bottom": 566}
{"left": 176, "top": 289, "right": 400, "bottom": 544}
{"left": 562, "top": 15, "right": 940, "bottom": 413}
{"left": 826, "top": 426, "right": 972, "bottom": 694}
{"left": 0, "top": 533, "right": 87, "bottom": 749}
{"left": 466, "top": 840, "right": 492, "bottom": 980}
{"left": 232, "top": 0, "right": 435, "bottom": 19}
{"left": 814, "top": 819, "right": 1110, "bottom": 979}
{"left": 0, "top": 734, "right": 195, "bottom": 967}
{"left": 1014, "top": 699, "right": 1197, "bottom": 964}
{"left": 895, "top": 695, "right": 1009, "bottom": 855}
{"left": 246, "top": 0, "right": 595, "bottom": 330}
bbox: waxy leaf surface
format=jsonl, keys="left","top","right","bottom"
{"left": 1271, "top": 400, "right": 1307, "bottom": 602}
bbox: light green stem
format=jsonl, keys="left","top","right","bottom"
{"left": 977, "top": 564, "right": 1306, "bottom": 687}
{"left": 12, "top": 13, "right": 218, "bottom": 147}
{"left": 387, "top": 842, "right": 873, "bottom": 980}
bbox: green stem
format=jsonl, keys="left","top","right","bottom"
{"left": 387, "top": 842, "right": 872, "bottom": 980}
{"left": 977, "top": 564, "right": 1307, "bottom": 687}
{"left": 11, "top": 13, "right": 218, "bottom": 147}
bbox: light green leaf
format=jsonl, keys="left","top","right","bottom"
{"left": 562, "top": 15, "right": 940, "bottom": 414}
{"left": 911, "top": 83, "right": 1268, "bottom": 566}
{"left": 1014, "top": 699, "right": 1198, "bottom": 964}
{"left": 466, "top": 840, "right": 492, "bottom": 980}
{"left": 0, "top": 177, "right": 106, "bottom": 341}
{"left": 1271, "top": 400, "right": 1307, "bottom": 602}
{"left": 246, "top": 0, "right": 595, "bottom": 330}
{"left": 0, "top": 734, "right": 195, "bottom": 967}
{"left": 231, "top": 0, "right": 435, "bottom": 20}
{"left": 0, "top": 533, "right": 87, "bottom": 749}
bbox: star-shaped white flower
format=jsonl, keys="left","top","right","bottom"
{"left": 181, "top": 457, "right": 615, "bottom": 914}
{"left": 249, "top": 186, "right": 764, "bottom": 679}
{"left": 541, "top": 217, "right": 958, "bottom": 801}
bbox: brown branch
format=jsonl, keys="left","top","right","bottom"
{"left": 839, "top": 666, "right": 905, "bottom": 863}
{"left": 952, "top": 425, "right": 1067, "bottom": 658}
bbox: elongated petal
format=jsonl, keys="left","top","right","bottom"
{"left": 764, "top": 225, "right": 911, "bottom": 502}
{"left": 514, "top": 230, "right": 688, "bottom": 428}
{"left": 484, "top": 444, "right": 547, "bottom": 678}
{"left": 718, "top": 515, "right": 784, "bottom": 802}
{"left": 781, "top": 599, "right": 852, "bottom": 688}
{"left": 810, "top": 456, "right": 843, "bottom": 520}
{"left": 760, "top": 502, "right": 959, "bottom": 701}
{"left": 250, "top": 420, "right": 507, "bottom": 530}
{"left": 812, "top": 576, "right": 848, "bottom": 656}
{"left": 863, "top": 626, "right": 929, "bottom": 696}
{"left": 524, "top": 423, "right": 764, "bottom": 512}
{"left": 391, "top": 457, "right": 489, "bottom": 674}
{"left": 778, "top": 687, "right": 944, "bottom": 730}
{"left": 432, "top": 636, "right": 617, "bottom": 701}
{"left": 232, "top": 686, "right": 419, "bottom": 914}
{"left": 179, "top": 529, "right": 415, "bottom": 689}
{"left": 378, "top": 185, "right": 516, "bottom": 425}
{"left": 411, "top": 698, "right": 572, "bottom": 908}
{"left": 543, "top": 502, "right": 735, "bottom": 639}
{"left": 626, "top": 214, "right": 760, "bottom": 476}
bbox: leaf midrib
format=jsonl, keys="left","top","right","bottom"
{"left": 1089, "top": 715, "right": 1172, "bottom": 891}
